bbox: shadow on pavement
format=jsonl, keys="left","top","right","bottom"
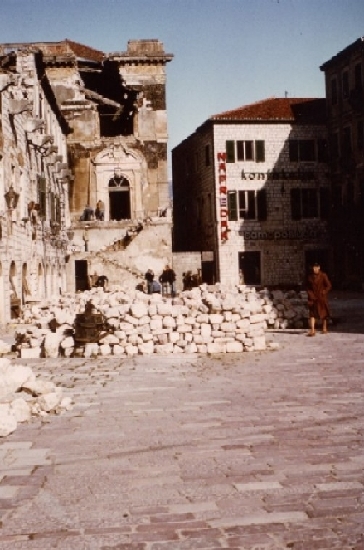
{"left": 325, "top": 290, "right": 364, "bottom": 334}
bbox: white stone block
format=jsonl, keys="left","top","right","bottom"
{"left": 168, "top": 332, "right": 180, "bottom": 344}
{"left": 37, "top": 391, "right": 62, "bottom": 412}
{"left": 20, "top": 347, "right": 42, "bottom": 359}
{"left": 60, "top": 336, "right": 75, "bottom": 349}
{"left": 155, "top": 343, "right": 174, "bottom": 355}
{"left": 10, "top": 397, "right": 31, "bottom": 423}
{"left": 113, "top": 345, "right": 125, "bottom": 355}
{"left": 139, "top": 341, "right": 154, "bottom": 355}
{"left": 163, "top": 316, "right": 176, "bottom": 328}
{"left": 197, "top": 344, "right": 207, "bottom": 354}
{"left": 130, "top": 303, "right": 148, "bottom": 318}
{"left": 99, "top": 344, "right": 111, "bottom": 356}
{"left": 125, "top": 344, "right": 138, "bottom": 356}
{"left": 226, "top": 342, "right": 244, "bottom": 353}
{"left": 150, "top": 318, "right": 163, "bottom": 331}
{"left": 200, "top": 323, "right": 212, "bottom": 337}
{"left": 209, "top": 314, "right": 224, "bottom": 325}
{"left": 253, "top": 335, "right": 266, "bottom": 351}
{"left": 207, "top": 342, "right": 226, "bottom": 354}
{"left": 84, "top": 343, "right": 99, "bottom": 357}
{"left": 185, "top": 343, "right": 198, "bottom": 354}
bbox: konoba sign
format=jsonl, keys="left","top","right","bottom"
{"left": 241, "top": 169, "right": 316, "bottom": 181}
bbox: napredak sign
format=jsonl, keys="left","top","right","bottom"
{"left": 217, "top": 152, "right": 228, "bottom": 241}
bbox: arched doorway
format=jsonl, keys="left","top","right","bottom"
{"left": 109, "top": 174, "right": 131, "bottom": 220}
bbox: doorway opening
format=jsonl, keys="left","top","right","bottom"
{"left": 75, "top": 260, "right": 89, "bottom": 292}
{"left": 109, "top": 175, "right": 131, "bottom": 220}
{"left": 239, "top": 251, "right": 261, "bottom": 286}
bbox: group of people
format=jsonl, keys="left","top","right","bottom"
{"left": 144, "top": 265, "right": 176, "bottom": 297}
{"left": 80, "top": 200, "right": 105, "bottom": 222}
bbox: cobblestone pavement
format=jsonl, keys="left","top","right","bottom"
{"left": 0, "top": 293, "right": 363, "bottom": 549}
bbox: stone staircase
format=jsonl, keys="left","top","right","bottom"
{"left": 90, "top": 220, "right": 173, "bottom": 291}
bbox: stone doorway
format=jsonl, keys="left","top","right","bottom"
{"left": 109, "top": 175, "right": 131, "bottom": 220}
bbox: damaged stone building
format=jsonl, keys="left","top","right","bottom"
{"left": 0, "top": 39, "right": 173, "bottom": 322}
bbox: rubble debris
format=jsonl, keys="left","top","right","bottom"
{"left": 10, "top": 285, "right": 308, "bottom": 359}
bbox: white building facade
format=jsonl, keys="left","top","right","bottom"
{"left": 172, "top": 98, "right": 331, "bottom": 288}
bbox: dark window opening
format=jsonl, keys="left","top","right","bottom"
{"left": 290, "top": 187, "right": 327, "bottom": 220}
{"left": 80, "top": 60, "right": 138, "bottom": 137}
{"left": 357, "top": 120, "right": 364, "bottom": 151}
{"left": 331, "top": 78, "right": 338, "bottom": 105}
{"left": 205, "top": 144, "right": 211, "bottom": 166}
{"left": 227, "top": 191, "right": 238, "bottom": 221}
{"left": 317, "top": 139, "right": 328, "bottom": 162}
{"left": 226, "top": 140, "right": 235, "bottom": 163}
{"left": 109, "top": 176, "right": 131, "bottom": 220}
{"left": 239, "top": 251, "right": 261, "bottom": 286}
{"left": 354, "top": 62, "right": 363, "bottom": 91}
{"left": 342, "top": 70, "right": 349, "bottom": 99}
{"left": 289, "top": 139, "right": 315, "bottom": 162}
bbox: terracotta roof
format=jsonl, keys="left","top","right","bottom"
{"left": 211, "top": 97, "right": 326, "bottom": 124}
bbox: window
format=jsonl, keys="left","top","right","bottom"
{"left": 227, "top": 189, "right": 267, "bottom": 221}
{"left": 357, "top": 120, "right": 364, "bottom": 151}
{"left": 354, "top": 62, "right": 363, "bottom": 91}
{"left": 342, "top": 126, "right": 352, "bottom": 157}
{"left": 317, "top": 139, "right": 328, "bottom": 162}
{"left": 37, "top": 176, "right": 47, "bottom": 218}
{"left": 226, "top": 140, "right": 265, "bottom": 163}
{"left": 227, "top": 191, "right": 238, "bottom": 221}
{"left": 289, "top": 139, "right": 315, "bottom": 162}
{"left": 359, "top": 179, "right": 364, "bottom": 207}
{"left": 255, "top": 140, "right": 265, "bottom": 162}
{"left": 301, "top": 189, "right": 318, "bottom": 218}
{"left": 342, "top": 70, "right": 349, "bottom": 99}
{"left": 331, "top": 77, "right": 338, "bottom": 105}
{"left": 239, "top": 190, "right": 256, "bottom": 219}
{"left": 330, "top": 132, "right": 339, "bottom": 158}
{"left": 290, "top": 187, "right": 328, "bottom": 220}
{"left": 237, "top": 140, "right": 253, "bottom": 161}
{"left": 226, "top": 140, "right": 235, "bottom": 163}
{"left": 205, "top": 144, "right": 211, "bottom": 166}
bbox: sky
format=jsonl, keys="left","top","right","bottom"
{"left": 1, "top": 0, "right": 363, "bottom": 177}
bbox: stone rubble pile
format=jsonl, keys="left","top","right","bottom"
{"left": 0, "top": 357, "right": 73, "bottom": 437}
{"left": 9, "top": 285, "right": 308, "bottom": 359}
{"left": 269, "top": 289, "right": 308, "bottom": 329}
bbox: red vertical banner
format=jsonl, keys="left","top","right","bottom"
{"left": 217, "top": 152, "right": 228, "bottom": 241}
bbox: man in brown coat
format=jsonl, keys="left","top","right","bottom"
{"left": 306, "top": 262, "right": 332, "bottom": 336}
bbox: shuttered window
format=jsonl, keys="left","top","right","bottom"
{"left": 227, "top": 191, "right": 238, "bottom": 221}
{"left": 291, "top": 187, "right": 328, "bottom": 220}
{"left": 226, "top": 140, "right": 235, "bottom": 163}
